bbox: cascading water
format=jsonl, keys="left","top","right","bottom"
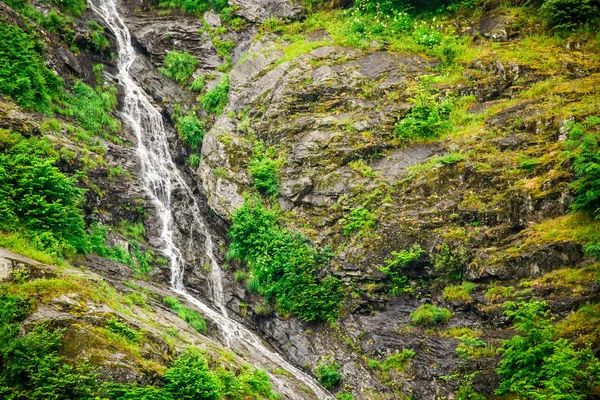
{"left": 87, "top": 0, "right": 333, "bottom": 398}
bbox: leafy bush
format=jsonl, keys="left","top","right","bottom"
{"left": 432, "top": 242, "right": 469, "bottom": 280}
{"left": 315, "top": 359, "right": 342, "bottom": 389}
{"left": 564, "top": 117, "right": 600, "bottom": 217}
{"left": 64, "top": 80, "right": 119, "bottom": 135}
{"left": 176, "top": 114, "right": 205, "bottom": 150}
{"left": 190, "top": 76, "right": 206, "bottom": 92}
{"left": 0, "top": 23, "right": 63, "bottom": 111}
{"left": 163, "top": 348, "right": 221, "bottom": 400}
{"left": 496, "top": 301, "right": 600, "bottom": 399}
{"left": 382, "top": 349, "right": 415, "bottom": 371}
{"left": 394, "top": 85, "right": 454, "bottom": 142}
{"left": 0, "top": 323, "right": 100, "bottom": 399}
{"left": 411, "top": 304, "right": 452, "bottom": 326}
{"left": 379, "top": 245, "right": 425, "bottom": 296}
{"left": 248, "top": 143, "right": 282, "bottom": 197}
{"left": 540, "top": 0, "right": 600, "bottom": 30}
{"left": 106, "top": 317, "right": 141, "bottom": 342}
{"left": 227, "top": 198, "right": 343, "bottom": 322}
{"left": 162, "top": 297, "right": 207, "bottom": 333}
{"left": 201, "top": 75, "right": 229, "bottom": 115}
{"left": 86, "top": 20, "right": 110, "bottom": 51}
{"left": 0, "top": 133, "right": 88, "bottom": 256}
{"left": 340, "top": 206, "right": 377, "bottom": 235}
{"left": 159, "top": 51, "right": 198, "bottom": 85}
{"left": 158, "top": 0, "right": 228, "bottom": 14}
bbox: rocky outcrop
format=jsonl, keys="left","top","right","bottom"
{"left": 230, "top": 0, "right": 306, "bottom": 22}
{"left": 200, "top": 41, "right": 438, "bottom": 220}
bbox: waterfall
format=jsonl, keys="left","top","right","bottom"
{"left": 87, "top": 0, "right": 333, "bottom": 398}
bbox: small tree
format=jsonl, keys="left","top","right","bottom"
{"left": 497, "top": 301, "right": 600, "bottom": 399}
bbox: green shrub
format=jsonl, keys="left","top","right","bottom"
{"left": 432, "top": 242, "right": 469, "bottom": 280}
{"left": 159, "top": 51, "right": 198, "bottom": 85}
{"left": 248, "top": 143, "right": 282, "bottom": 197}
{"left": 540, "top": 0, "right": 600, "bottom": 30}
{"left": 163, "top": 348, "right": 221, "bottom": 400}
{"left": 162, "top": 297, "right": 206, "bottom": 333}
{"left": 106, "top": 317, "right": 141, "bottom": 342}
{"left": 382, "top": 349, "right": 415, "bottom": 371}
{"left": 176, "top": 114, "right": 205, "bottom": 150}
{"left": 496, "top": 301, "right": 600, "bottom": 399}
{"left": 86, "top": 20, "right": 110, "bottom": 51}
{"left": 190, "top": 76, "right": 206, "bottom": 92}
{"left": 442, "top": 282, "right": 476, "bottom": 303}
{"left": 102, "top": 383, "right": 174, "bottom": 400}
{"left": 340, "top": 206, "right": 377, "bottom": 235}
{"left": 456, "top": 337, "right": 496, "bottom": 359}
{"left": 0, "top": 134, "right": 88, "bottom": 256}
{"left": 0, "top": 324, "right": 100, "bottom": 399}
{"left": 394, "top": 85, "right": 454, "bottom": 142}
{"left": 315, "top": 359, "right": 342, "bottom": 389}
{"left": 157, "top": 0, "right": 228, "bottom": 14}
{"left": 227, "top": 198, "right": 343, "bottom": 322}
{"left": 379, "top": 245, "right": 424, "bottom": 296}
{"left": 189, "top": 153, "right": 201, "bottom": 168}
{"left": 564, "top": 117, "right": 600, "bottom": 217}
{"left": 201, "top": 75, "right": 229, "bottom": 115}
{"left": 0, "top": 23, "right": 63, "bottom": 111}
{"left": 411, "top": 304, "right": 452, "bottom": 326}
{"left": 64, "top": 80, "right": 119, "bottom": 135}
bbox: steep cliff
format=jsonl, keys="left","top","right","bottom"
{"left": 0, "top": 0, "right": 599, "bottom": 398}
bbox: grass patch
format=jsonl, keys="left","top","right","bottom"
{"left": 411, "top": 304, "right": 452, "bottom": 326}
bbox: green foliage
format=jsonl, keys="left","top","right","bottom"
{"left": 176, "top": 114, "right": 205, "bottom": 150}
{"left": 442, "top": 282, "right": 475, "bottom": 303}
{"left": 228, "top": 198, "right": 343, "bottom": 322}
{"left": 190, "top": 76, "right": 206, "bottom": 92}
{"left": 106, "top": 317, "right": 141, "bottom": 343}
{"left": 0, "top": 292, "right": 278, "bottom": 399}
{"left": 157, "top": 0, "right": 228, "bottom": 14}
{"left": 379, "top": 245, "right": 424, "bottom": 296}
{"left": 0, "top": 23, "right": 63, "bottom": 111}
{"left": 340, "top": 206, "right": 377, "bottom": 235}
{"left": 162, "top": 297, "right": 206, "bottom": 333}
{"left": 497, "top": 301, "right": 600, "bottom": 399}
{"left": 432, "top": 242, "right": 468, "bottom": 280}
{"left": 159, "top": 51, "right": 198, "bottom": 85}
{"left": 456, "top": 337, "right": 496, "bottom": 359}
{"left": 248, "top": 142, "right": 282, "bottom": 197}
{"left": 0, "top": 321, "right": 100, "bottom": 399}
{"left": 382, "top": 349, "right": 415, "bottom": 371}
{"left": 394, "top": 85, "right": 454, "bottom": 142}
{"left": 88, "top": 223, "right": 135, "bottom": 266}
{"left": 189, "top": 153, "right": 201, "bottom": 168}
{"left": 64, "top": 80, "right": 119, "bottom": 135}
{"left": 0, "top": 132, "right": 87, "bottom": 257}
{"left": 102, "top": 383, "right": 175, "bottom": 400}
{"left": 86, "top": 20, "right": 110, "bottom": 51}
{"left": 411, "top": 304, "right": 452, "bottom": 326}
{"left": 315, "top": 359, "right": 342, "bottom": 389}
{"left": 163, "top": 348, "right": 221, "bottom": 400}
{"left": 540, "top": 0, "right": 600, "bottom": 30}
{"left": 201, "top": 75, "right": 229, "bottom": 115}
{"left": 564, "top": 117, "right": 600, "bottom": 217}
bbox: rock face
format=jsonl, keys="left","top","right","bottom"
{"left": 200, "top": 42, "right": 438, "bottom": 220}
{"left": 230, "top": 0, "right": 306, "bottom": 22}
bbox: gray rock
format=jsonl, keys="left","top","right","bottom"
{"left": 230, "top": 0, "right": 306, "bottom": 22}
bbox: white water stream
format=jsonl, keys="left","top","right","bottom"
{"left": 87, "top": 0, "right": 332, "bottom": 398}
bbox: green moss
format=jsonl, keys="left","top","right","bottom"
{"left": 411, "top": 304, "right": 452, "bottom": 326}
{"left": 442, "top": 282, "right": 475, "bottom": 304}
